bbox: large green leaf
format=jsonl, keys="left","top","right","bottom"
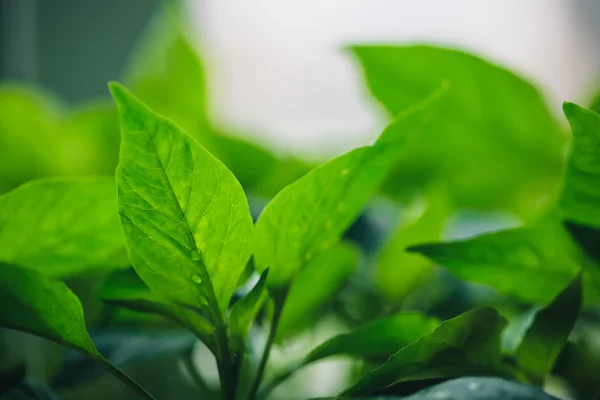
{"left": 342, "top": 308, "right": 509, "bottom": 396}
{"left": 561, "top": 102, "right": 600, "bottom": 229}
{"left": 409, "top": 219, "right": 599, "bottom": 305}
{"left": 514, "top": 274, "right": 582, "bottom": 383}
{"left": 100, "top": 268, "right": 214, "bottom": 349}
{"left": 0, "top": 177, "right": 128, "bottom": 277}
{"left": 254, "top": 88, "right": 445, "bottom": 286}
{"left": 0, "top": 263, "right": 154, "bottom": 400}
{"left": 351, "top": 45, "right": 565, "bottom": 216}
{"left": 111, "top": 82, "right": 254, "bottom": 318}
{"left": 305, "top": 313, "right": 439, "bottom": 364}
{"left": 277, "top": 243, "right": 359, "bottom": 337}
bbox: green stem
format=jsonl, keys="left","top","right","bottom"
{"left": 99, "top": 358, "right": 158, "bottom": 400}
{"left": 247, "top": 292, "right": 286, "bottom": 400}
{"left": 215, "top": 323, "right": 236, "bottom": 400}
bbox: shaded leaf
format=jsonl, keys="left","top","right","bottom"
{"left": 228, "top": 269, "right": 269, "bottom": 345}
{"left": 0, "top": 177, "right": 127, "bottom": 278}
{"left": 376, "top": 188, "right": 452, "bottom": 303}
{"left": 401, "top": 376, "right": 558, "bottom": 400}
{"left": 254, "top": 88, "right": 445, "bottom": 286}
{"left": 111, "top": 82, "right": 254, "bottom": 318}
{"left": 409, "top": 219, "right": 600, "bottom": 305}
{"left": 351, "top": 45, "right": 565, "bottom": 216}
{"left": 342, "top": 308, "right": 509, "bottom": 396}
{"left": 552, "top": 340, "right": 600, "bottom": 399}
{"left": 0, "top": 263, "right": 154, "bottom": 399}
{"left": 51, "top": 330, "right": 196, "bottom": 389}
{"left": 561, "top": 102, "right": 600, "bottom": 229}
{"left": 277, "top": 243, "right": 359, "bottom": 338}
{"left": 100, "top": 269, "right": 214, "bottom": 348}
{"left": 304, "top": 313, "right": 439, "bottom": 364}
{"left": 515, "top": 274, "right": 582, "bottom": 383}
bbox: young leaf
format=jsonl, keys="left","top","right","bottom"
{"left": 100, "top": 269, "right": 214, "bottom": 350}
{"left": 561, "top": 103, "right": 600, "bottom": 229}
{"left": 254, "top": 89, "right": 445, "bottom": 286}
{"left": 110, "top": 82, "right": 254, "bottom": 319}
{"left": 0, "top": 262, "right": 155, "bottom": 400}
{"left": 350, "top": 45, "right": 565, "bottom": 216}
{"left": 277, "top": 243, "right": 359, "bottom": 337}
{"left": 342, "top": 308, "right": 508, "bottom": 396}
{"left": 514, "top": 274, "right": 582, "bottom": 384}
{"left": 0, "top": 177, "right": 128, "bottom": 277}
{"left": 409, "top": 218, "right": 599, "bottom": 305}
{"left": 305, "top": 313, "right": 439, "bottom": 364}
{"left": 228, "top": 269, "right": 269, "bottom": 345}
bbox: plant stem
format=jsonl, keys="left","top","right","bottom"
{"left": 247, "top": 292, "right": 286, "bottom": 400}
{"left": 215, "top": 322, "right": 236, "bottom": 400}
{"left": 99, "top": 358, "right": 158, "bottom": 400}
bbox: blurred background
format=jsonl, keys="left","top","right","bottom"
{"left": 1, "top": 1, "right": 600, "bottom": 400}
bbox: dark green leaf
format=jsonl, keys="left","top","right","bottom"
{"left": 276, "top": 243, "right": 359, "bottom": 337}
{"left": 0, "top": 263, "right": 155, "bottom": 400}
{"left": 228, "top": 269, "right": 269, "bottom": 345}
{"left": 515, "top": 274, "right": 582, "bottom": 383}
{"left": 400, "top": 377, "right": 558, "bottom": 400}
{"left": 111, "top": 82, "right": 254, "bottom": 318}
{"left": 561, "top": 102, "right": 600, "bottom": 229}
{"left": 304, "top": 312, "right": 439, "bottom": 364}
{"left": 254, "top": 89, "right": 445, "bottom": 286}
{"left": 342, "top": 308, "right": 509, "bottom": 396}
{"left": 351, "top": 45, "right": 564, "bottom": 216}
{"left": 553, "top": 340, "right": 600, "bottom": 399}
{"left": 100, "top": 269, "right": 214, "bottom": 348}
{"left": 0, "top": 177, "right": 128, "bottom": 278}
{"left": 409, "top": 219, "right": 599, "bottom": 305}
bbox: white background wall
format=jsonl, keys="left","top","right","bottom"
{"left": 189, "top": 0, "right": 600, "bottom": 158}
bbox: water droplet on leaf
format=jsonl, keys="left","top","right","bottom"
{"left": 191, "top": 274, "right": 202, "bottom": 284}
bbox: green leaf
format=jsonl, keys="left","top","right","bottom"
{"left": 409, "top": 218, "right": 599, "bottom": 305}
{"left": 0, "top": 262, "right": 155, "bottom": 400}
{"left": 401, "top": 377, "right": 559, "bottom": 400}
{"left": 342, "top": 308, "right": 509, "bottom": 396}
{"left": 0, "top": 177, "right": 128, "bottom": 278}
{"left": 376, "top": 187, "right": 452, "bottom": 303}
{"left": 277, "top": 243, "right": 359, "bottom": 337}
{"left": 305, "top": 313, "right": 439, "bottom": 364}
{"left": 514, "top": 274, "right": 582, "bottom": 383}
{"left": 110, "top": 82, "right": 254, "bottom": 319}
{"left": 254, "top": 88, "right": 445, "bottom": 286}
{"left": 100, "top": 269, "right": 214, "bottom": 349}
{"left": 561, "top": 102, "right": 600, "bottom": 229}
{"left": 228, "top": 269, "right": 269, "bottom": 345}
{"left": 351, "top": 45, "right": 565, "bottom": 216}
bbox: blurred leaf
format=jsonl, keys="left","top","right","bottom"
{"left": 400, "top": 376, "right": 559, "bottom": 400}
{"left": 277, "top": 243, "right": 359, "bottom": 338}
{"left": 376, "top": 188, "right": 452, "bottom": 303}
{"left": 111, "top": 82, "right": 254, "bottom": 318}
{"left": 0, "top": 263, "right": 154, "bottom": 399}
{"left": 254, "top": 89, "right": 444, "bottom": 286}
{"left": 304, "top": 313, "right": 439, "bottom": 364}
{"left": 342, "top": 308, "right": 509, "bottom": 396}
{"left": 100, "top": 269, "right": 214, "bottom": 349}
{"left": 561, "top": 103, "right": 600, "bottom": 229}
{"left": 2, "top": 381, "right": 63, "bottom": 400}
{"left": 553, "top": 340, "right": 600, "bottom": 399}
{"left": 514, "top": 274, "right": 582, "bottom": 384}
{"left": 51, "top": 330, "right": 196, "bottom": 389}
{"left": 409, "top": 218, "right": 600, "bottom": 306}
{"left": 0, "top": 85, "right": 62, "bottom": 193}
{"left": 351, "top": 45, "right": 565, "bottom": 216}
{"left": 228, "top": 269, "right": 269, "bottom": 347}
{"left": 0, "top": 177, "right": 128, "bottom": 278}
{"left": 0, "top": 364, "right": 26, "bottom": 396}
{"left": 501, "top": 308, "right": 539, "bottom": 355}
{"left": 564, "top": 221, "right": 600, "bottom": 264}
{"left": 591, "top": 90, "right": 600, "bottom": 114}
